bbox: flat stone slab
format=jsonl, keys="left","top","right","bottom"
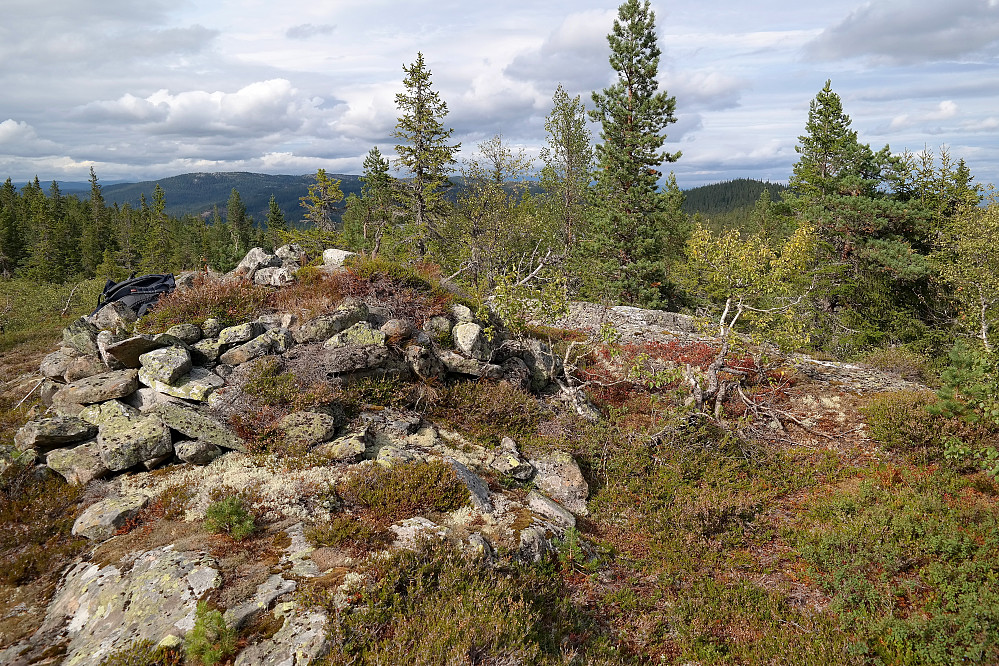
{"left": 53, "top": 370, "right": 139, "bottom": 406}
{"left": 103, "top": 335, "right": 164, "bottom": 368}
{"left": 47, "top": 440, "right": 110, "bottom": 485}
{"left": 14, "top": 416, "right": 97, "bottom": 452}
{"left": 234, "top": 605, "right": 329, "bottom": 666}
{"left": 528, "top": 490, "right": 576, "bottom": 528}
{"left": 446, "top": 459, "right": 492, "bottom": 514}
{"left": 72, "top": 493, "right": 150, "bottom": 541}
{"left": 41, "top": 347, "right": 80, "bottom": 381}
{"left": 27, "top": 546, "right": 220, "bottom": 665}
{"left": 294, "top": 303, "right": 368, "bottom": 343}
{"left": 138, "top": 366, "right": 224, "bottom": 401}
{"left": 151, "top": 402, "right": 245, "bottom": 452}
{"left": 79, "top": 399, "right": 140, "bottom": 427}
{"left": 275, "top": 411, "right": 341, "bottom": 449}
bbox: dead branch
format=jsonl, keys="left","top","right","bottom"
{"left": 60, "top": 282, "right": 83, "bottom": 317}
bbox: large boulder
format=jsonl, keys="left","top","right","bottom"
{"left": 40, "top": 347, "right": 81, "bottom": 382}
{"left": 90, "top": 300, "right": 138, "bottom": 334}
{"left": 232, "top": 247, "right": 280, "bottom": 279}
{"left": 64, "top": 355, "right": 109, "bottom": 382}
{"left": 63, "top": 317, "right": 101, "bottom": 357}
{"left": 53, "top": 370, "right": 140, "bottom": 406}
{"left": 101, "top": 335, "right": 164, "bottom": 369}
{"left": 151, "top": 402, "right": 244, "bottom": 452}
{"left": 14, "top": 416, "right": 97, "bottom": 452}
{"left": 322, "top": 248, "right": 356, "bottom": 268}
{"left": 294, "top": 301, "right": 368, "bottom": 343}
{"left": 47, "top": 440, "right": 110, "bottom": 485}
{"left": 274, "top": 411, "right": 341, "bottom": 449}
{"left": 97, "top": 415, "right": 173, "bottom": 471}
{"left": 71, "top": 493, "right": 150, "bottom": 541}
{"left": 17, "top": 546, "right": 220, "bottom": 665}
{"left": 453, "top": 322, "right": 493, "bottom": 360}
{"left": 139, "top": 346, "right": 193, "bottom": 385}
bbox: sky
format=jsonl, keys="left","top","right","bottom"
{"left": 1, "top": 0, "right": 997, "bottom": 189}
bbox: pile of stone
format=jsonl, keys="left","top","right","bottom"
{"left": 12, "top": 247, "right": 563, "bottom": 490}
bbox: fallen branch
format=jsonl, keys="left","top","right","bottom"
{"left": 60, "top": 282, "right": 83, "bottom": 317}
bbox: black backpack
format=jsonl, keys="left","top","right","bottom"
{"left": 91, "top": 274, "right": 176, "bottom": 319}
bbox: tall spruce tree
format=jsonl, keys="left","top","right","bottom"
{"left": 392, "top": 52, "right": 460, "bottom": 254}
{"left": 299, "top": 169, "right": 343, "bottom": 233}
{"left": 0, "top": 178, "right": 23, "bottom": 276}
{"left": 589, "top": 0, "right": 683, "bottom": 307}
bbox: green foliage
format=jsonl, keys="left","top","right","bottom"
{"left": 427, "top": 380, "right": 552, "bottom": 447}
{"left": 300, "top": 168, "right": 344, "bottom": 233}
{"left": 860, "top": 346, "right": 935, "bottom": 383}
{"left": 788, "top": 469, "right": 999, "bottom": 664}
{"left": 98, "top": 639, "right": 182, "bottom": 666}
{"left": 540, "top": 84, "right": 593, "bottom": 257}
{"left": 393, "top": 52, "right": 460, "bottom": 254}
{"left": 0, "top": 277, "right": 104, "bottom": 346}
{"left": 587, "top": 0, "right": 685, "bottom": 307}
{"left": 338, "top": 461, "right": 470, "bottom": 522}
{"left": 861, "top": 390, "right": 938, "bottom": 451}
{"left": 184, "top": 601, "right": 237, "bottom": 666}
{"left": 203, "top": 496, "right": 255, "bottom": 541}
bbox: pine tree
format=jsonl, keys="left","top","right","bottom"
{"left": 0, "top": 178, "right": 24, "bottom": 276}
{"left": 540, "top": 84, "right": 593, "bottom": 253}
{"left": 299, "top": 169, "right": 343, "bottom": 233}
{"left": 393, "top": 52, "right": 460, "bottom": 253}
{"left": 588, "top": 0, "right": 683, "bottom": 306}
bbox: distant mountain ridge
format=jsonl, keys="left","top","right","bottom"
{"left": 36, "top": 173, "right": 784, "bottom": 225}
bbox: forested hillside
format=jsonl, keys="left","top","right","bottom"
{"left": 682, "top": 178, "right": 787, "bottom": 216}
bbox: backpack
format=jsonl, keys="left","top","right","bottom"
{"left": 91, "top": 273, "right": 176, "bottom": 319}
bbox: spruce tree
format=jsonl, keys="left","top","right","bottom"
{"left": 588, "top": 0, "right": 684, "bottom": 307}
{"left": 265, "top": 194, "right": 287, "bottom": 248}
{"left": 299, "top": 169, "right": 343, "bottom": 233}
{"left": 0, "top": 178, "right": 24, "bottom": 276}
{"left": 141, "top": 184, "right": 173, "bottom": 273}
{"left": 393, "top": 52, "right": 460, "bottom": 254}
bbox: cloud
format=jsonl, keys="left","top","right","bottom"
{"left": 662, "top": 70, "right": 747, "bottom": 111}
{"left": 504, "top": 9, "right": 615, "bottom": 95}
{"left": 0, "top": 119, "right": 60, "bottom": 157}
{"left": 286, "top": 24, "right": 336, "bottom": 39}
{"left": 807, "top": 0, "right": 999, "bottom": 64}
{"left": 888, "top": 100, "right": 959, "bottom": 130}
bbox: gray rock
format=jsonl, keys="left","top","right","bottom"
{"left": 218, "top": 322, "right": 260, "bottom": 346}
{"left": 275, "top": 243, "right": 307, "bottom": 265}
{"left": 174, "top": 439, "right": 224, "bottom": 465}
{"left": 446, "top": 459, "right": 492, "bottom": 513}
{"left": 265, "top": 327, "right": 295, "bottom": 353}
{"left": 150, "top": 402, "right": 245, "bottom": 451}
{"left": 40, "top": 378, "right": 61, "bottom": 406}
{"left": 322, "top": 247, "right": 356, "bottom": 268}
{"left": 530, "top": 450, "right": 589, "bottom": 516}
{"left": 224, "top": 574, "right": 297, "bottom": 630}
{"left": 97, "top": 415, "right": 173, "bottom": 471}
{"left": 255, "top": 313, "right": 296, "bottom": 331}
{"left": 139, "top": 346, "right": 193, "bottom": 385}
{"left": 490, "top": 438, "right": 534, "bottom": 481}
{"left": 375, "top": 445, "right": 420, "bottom": 467}
{"left": 22, "top": 546, "right": 220, "bottom": 665}
{"left": 102, "top": 334, "right": 163, "bottom": 368}
{"left": 64, "top": 355, "right": 109, "bottom": 382}
{"left": 40, "top": 347, "right": 80, "bottom": 382}
{"left": 138, "top": 366, "right": 224, "bottom": 401}
{"left": 233, "top": 247, "right": 281, "bottom": 279}
{"left": 390, "top": 517, "right": 449, "bottom": 550}
{"left": 72, "top": 493, "right": 150, "bottom": 541}
{"left": 90, "top": 300, "right": 139, "bottom": 334}
{"left": 219, "top": 333, "right": 274, "bottom": 366}
{"left": 501, "top": 356, "right": 532, "bottom": 391}
{"left": 122, "top": 387, "right": 178, "bottom": 412}
{"left": 191, "top": 338, "right": 224, "bottom": 366}
{"left": 528, "top": 490, "right": 576, "bottom": 528}
{"left": 313, "top": 431, "right": 367, "bottom": 463}
{"left": 521, "top": 339, "right": 563, "bottom": 391}
{"left": 202, "top": 317, "right": 223, "bottom": 338}
{"left": 423, "top": 315, "right": 453, "bottom": 342}
{"left": 519, "top": 524, "right": 554, "bottom": 563}
{"left": 380, "top": 318, "right": 414, "bottom": 338}
{"left": 467, "top": 533, "right": 496, "bottom": 563}
{"left": 14, "top": 416, "right": 97, "bottom": 452}
{"left": 274, "top": 411, "right": 341, "bottom": 448}
{"left": 320, "top": 344, "right": 405, "bottom": 377}
{"left": 254, "top": 266, "right": 296, "bottom": 286}
{"left": 325, "top": 321, "right": 386, "bottom": 348}
{"left": 63, "top": 317, "right": 101, "bottom": 357}
{"left": 453, "top": 322, "right": 493, "bottom": 360}
{"left": 234, "top": 605, "right": 329, "bottom": 666}
{"left": 294, "top": 301, "right": 369, "bottom": 343}
{"left": 79, "top": 399, "right": 140, "bottom": 426}
{"left": 164, "top": 323, "right": 202, "bottom": 344}
{"left": 451, "top": 303, "right": 474, "bottom": 323}
{"left": 47, "top": 440, "right": 110, "bottom": 485}
{"left": 438, "top": 351, "right": 504, "bottom": 379}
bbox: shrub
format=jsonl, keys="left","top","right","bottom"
{"left": 339, "top": 461, "right": 470, "bottom": 523}
{"left": 306, "top": 513, "right": 391, "bottom": 553}
{"left": 860, "top": 346, "right": 935, "bottom": 383}
{"left": 861, "top": 390, "right": 937, "bottom": 452}
{"left": 203, "top": 496, "right": 255, "bottom": 541}
{"left": 99, "top": 639, "right": 182, "bottom": 666}
{"left": 184, "top": 601, "right": 237, "bottom": 666}
{"left": 427, "top": 380, "right": 551, "bottom": 447}
{"left": 138, "top": 273, "right": 271, "bottom": 331}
